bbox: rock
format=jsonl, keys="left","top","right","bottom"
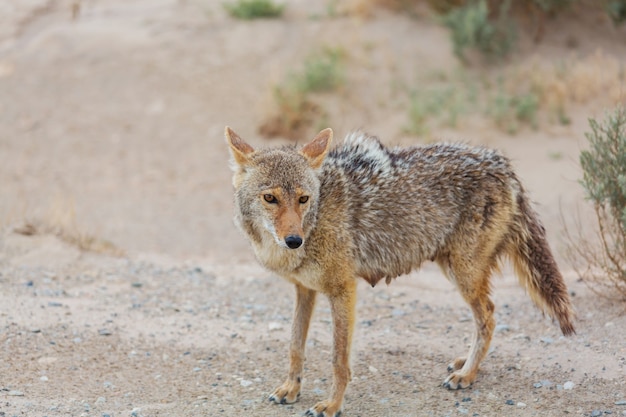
{"left": 540, "top": 380, "right": 553, "bottom": 388}
{"left": 540, "top": 337, "right": 554, "bottom": 344}
{"left": 268, "top": 322, "right": 283, "bottom": 331}
{"left": 368, "top": 366, "right": 378, "bottom": 374}
{"left": 495, "top": 324, "right": 511, "bottom": 332}
{"left": 240, "top": 379, "right": 253, "bottom": 387}
{"left": 8, "top": 390, "right": 24, "bottom": 396}
{"left": 40, "top": 376, "right": 49, "bottom": 382}
{"left": 616, "top": 400, "right": 626, "bottom": 406}
{"left": 591, "top": 411, "right": 602, "bottom": 417}
{"left": 517, "top": 402, "right": 527, "bottom": 407}
{"left": 98, "top": 329, "right": 112, "bottom": 336}
{"left": 505, "top": 399, "right": 515, "bottom": 405}
{"left": 533, "top": 382, "right": 543, "bottom": 388}
{"left": 563, "top": 381, "right": 575, "bottom": 390}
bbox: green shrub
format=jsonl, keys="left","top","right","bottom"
{"left": 532, "top": 0, "right": 577, "bottom": 13}
{"left": 606, "top": 0, "right": 626, "bottom": 24}
{"left": 581, "top": 106, "right": 626, "bottom": 234}
{"left": 405, "top": 86, "right": 467, "bottom": 135}
{"left": 291, "top": 48, "right": 345, "bottom": 94}
{"left": 224, "top": 0, "right": 284, "bottom": 19}
{"left": 571, "top": 106, "right": 626, "bottom": 297}
{"left": 442, "top": 0, "right": 515, "bottom": 61}
{"left": 488, "top": 86, "right": 539, "bottom": 134}
{"left": 259, "top": 48, "right": 345, "bottom": 140}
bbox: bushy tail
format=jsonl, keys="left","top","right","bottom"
{"left": 508, "top": 187, "right": 576, "bottom": 336}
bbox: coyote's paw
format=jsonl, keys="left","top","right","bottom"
{"left": 269, "top": 380, "right": 301, "bottom": 405}
{"left": 443, "top": 371, "right": 475, "bottom": 390}
{"left": 446, "top": 357, "right": 466, "bottom": 373}
{"left": 304, "top": 400, "right": 342, "bottom": 417}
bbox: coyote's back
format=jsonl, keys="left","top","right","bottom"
{"left": 226, "top": 127, "right": 575, "bottom": 417}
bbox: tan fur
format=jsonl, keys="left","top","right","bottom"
{"left": 225, "top": 127, "right": 575, "bottom": 417}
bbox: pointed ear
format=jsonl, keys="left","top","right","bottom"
{"left": 225, "top": 126, "right": 255, "bottom": 166}
{"left": 300, "top": 128, "right": 333, "bottom": 169}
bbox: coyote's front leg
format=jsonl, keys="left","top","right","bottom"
{"left": 305, "top": 279, "right": 357, "bottom": 417}
{"left": 270, "top": 284, "right": 317, "bottom": 404}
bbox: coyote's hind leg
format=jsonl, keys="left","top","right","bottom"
{"left": 438, "top": 252, "right": 498, "bottom": 389}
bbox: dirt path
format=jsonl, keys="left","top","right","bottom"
{"left": 1, "top": 1, "right": 625, "bottom": 416}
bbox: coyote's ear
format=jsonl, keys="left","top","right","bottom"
{"left": 225, "top": 126, "right": 255, "bottom": 166}
{"left": 300, "top": 128, "right": 333, "bottom": 169}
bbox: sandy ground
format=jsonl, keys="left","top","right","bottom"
{"left": 1, "top": 1, "right": 625, "bottom": 416}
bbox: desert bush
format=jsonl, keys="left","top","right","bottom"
{"left": 292, "top": 48, "right": 345, "bottom": 94}
{"left": 532, "top": 0, "right": 577, "bottom": 13}
{"left": 606, "top": 0, "right": 626, "bottom": 24}
{"left": 259, "top": 48, "right": 345, "bottom": 140}
{"left": 568, "top": 106, "right": 626, "bottom": 298}
{"left": 223, "top": 0, "right": 284, "bottom": 19}
{"left": 488, "top": 86, "right": 539, "bottom": 134}
{"left": 442, "top": 0, "right": 515, "bottom": 61}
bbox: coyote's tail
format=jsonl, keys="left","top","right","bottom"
{"left": 508, "top": 184, "right": 576, "bottom": 336}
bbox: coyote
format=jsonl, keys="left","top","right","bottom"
{"left": 225, "top": 127, "right": 575, "bottom": 417}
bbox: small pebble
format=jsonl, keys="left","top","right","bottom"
{"left": 268, "top": 322, "right": 283, "bottom": 331}
{"left": 563, "top": 381, "right": 575, "bottom": 390}
{"left": 8, "top": 390, "right": 24, "bottom": 396}
{"left": 540, "top": 380, "right": 553, "bottom": 388}
{"left": 540, "top": 337, "right": 554, "bottom": 344}
{"left": 240, "top": 379, "right": 252, "bottom": 387}
{"left": 517, "top": 402, "right": 527, "bottom": 407}
{"left": 98, "top": 329, "right": 112, "bottom": 336}
{"left": 533, "top": 382, "right": 543, "bottom": 388}
{"left": 40, "top": 376, "right": 48, "bottom": 382}
{"left": 591, "top": 411, "right": 602, "bottom": 417}
{"left": 505, "top": 399, "right": 515, "bottom": 405}
{"left": 615, "top": 400, "right": 626, "bottom": 406}
{"left": 495, "top": 324, "right": 511, "bottom": 332}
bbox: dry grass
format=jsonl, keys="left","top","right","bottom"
{"left": 405, "top": 51, "right": 625, "bottom": 135}
{"left": 521, "top": 51, "right": 625, "bottom": 120}
{"left": 564, "top": 204, "right": 626, "bottom": 300}
{"left": 5, "top": 198, "right": 125, "bottom": 257}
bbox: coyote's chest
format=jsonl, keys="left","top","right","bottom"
{"left": 252, "top": 233, "right": 326, "bottom": 291}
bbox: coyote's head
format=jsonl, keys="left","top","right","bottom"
{"left": 225, "top": 127, "right": 333, "bottom": 250}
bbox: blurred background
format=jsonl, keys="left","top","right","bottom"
{"left": 1, "top": 0, "right": 624, "bottom": 263}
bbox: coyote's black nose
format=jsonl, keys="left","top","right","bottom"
{"left": 285, "top": 235, "right": 303, "bottom": 249}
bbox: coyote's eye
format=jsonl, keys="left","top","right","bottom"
{"left": 263, "top": 194, "right": 277, "bottom": 204}
{"left": 299, "top": 196, "right": 309, "bottom": 204}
